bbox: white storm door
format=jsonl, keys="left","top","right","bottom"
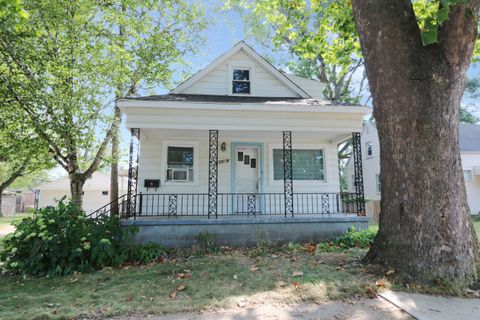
{"left": 235, "top": 146, "right": 260, "bottom": 214}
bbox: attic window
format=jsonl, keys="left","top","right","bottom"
{"left": 232, "top": 69, "right": 250, "bottom": 94}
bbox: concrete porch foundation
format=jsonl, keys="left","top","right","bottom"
{"left": 121, "top": 214, "right": 369, "bottom": 248}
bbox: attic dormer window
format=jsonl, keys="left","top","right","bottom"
{"left": 232, "top": 69, "right": 250, "bottom": 94}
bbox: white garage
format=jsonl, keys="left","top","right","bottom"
{"left": 36, "top": 172, "right": 128, "bottom": 214}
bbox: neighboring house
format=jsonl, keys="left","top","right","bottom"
{"left": 114, "top": 41, "right": 370, "bottom": 247}
{"left": 346, "top": 122, "right": 480, "bottom": 215}
{"left": 36, "top": 172, "right": 128, "bottom": 214}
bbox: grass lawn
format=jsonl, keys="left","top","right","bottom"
{"left": 0, "top": 213, "right": 32, "bottom": 230}
{"left": 0, "top": 247, "right": 383, "bottom": 320}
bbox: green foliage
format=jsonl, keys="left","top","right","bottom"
{"left": 0, "top": 201, "right": 129, "bottom": 275}
{"left": 333, "top": 227, "right": 376, "bottom": 249}
{"left": 413, "top": 0, "right": 468, "bottom": 45}
{"left": 460, "top": 107, "right": 478, "bottom": 124}
{"left": 195, "top": 232, "right": 218, "bottom": 255}
{"left": 124, "top": 242, "right": 166, "bottom": 265}
{"left": 226, "top": 0, "right": 365, "bottom": 103}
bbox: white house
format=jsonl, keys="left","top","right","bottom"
{"left": 36, "top": 172, "right": 128, "bottom": 214}
{"left": 346, "top": 121, "right": 480, "bottom": 215}
{"left": 114, "top": 41, "right": 371, "bottom": 247}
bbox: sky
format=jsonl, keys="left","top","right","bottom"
{"left": 49, "top": 2, "right": 480, "bottom": 179}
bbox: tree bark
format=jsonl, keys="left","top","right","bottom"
{"left": 0, "top": 187, "right": 4, "bottom": 217}
{"left": 352, "top": 0, "right": 480, "bottom": 285}
{"left": 110, "top": 105, "right": 121, "bottom": 216}
{"left": 69, "top": 174, "right": 85, "bottom": 209}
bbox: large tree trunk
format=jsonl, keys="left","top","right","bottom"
{"left": 0, "top": 187, "right": 4, "bottom": 217}
{"left": 110, "top": 105, "right": 121, "bottom": 216}
{"left": 69, "top": 175, "right": 85, "bottom": 210}
{"left": 352, "top": 0, "right": 480, "bottom": 285}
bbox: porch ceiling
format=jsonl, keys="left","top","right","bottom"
{"left": 139, "top": 128, "right": 352, "bottom": 143}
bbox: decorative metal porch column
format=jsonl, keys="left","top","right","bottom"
{"left": 352, "top": 132, "right": 366, "bottom": 215}
{"left": 208, "top": 130, "right": 219, "bottom": 218}
{"left": 283, "top": 131, "right": 294, "bottom": 217}
{"left": 127, "top": 128, "right": 140, "bottom": 218}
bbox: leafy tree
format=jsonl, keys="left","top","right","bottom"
{"left": 98, "top": 0, "right": 206, "bottom": 215}
{"left": 0, "top": 0, "right": 207, "bottom": 210}
{"left": 225, "top": 0, "right": 366, "bottom": 103}
{"left": 460, "top": 107, "right": 478, "bottom": 124}
{"left": 352, "top": 0, "right": 480, "bottom": 286}
{"left": 0, "top": 108, "right": 53, "bottom": 216}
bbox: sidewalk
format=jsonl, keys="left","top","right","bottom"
{"left": 380, "top": 290, "right": 480, "bottom": 320}
{"left": 0, "top": 224, "right": 15, "bottom": 237}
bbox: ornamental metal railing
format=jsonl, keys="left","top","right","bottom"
{"left": 88, "top": 192, "right": 361, "bottom": 220}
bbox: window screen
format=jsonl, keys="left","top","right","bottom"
{"left": 232, "top": 69, "right": 250, "bottom": 94}
{"left": 273, "top": 149, "right": 324, "bottom": 181}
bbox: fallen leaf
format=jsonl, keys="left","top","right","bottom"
{"left": 237, "top": 300, "right": 247, "bottom": 308}
{"left": 305, "top": 243, "right": 316, "bottom": 253}
{"left": 385, "top": 269, "right": 395, "bottom": 276}
{"left": 271, "top": 254, "right": 279, "bottom": 258}
{"left": 250, "top": 266, "right": 259, "bottom": 272}
{"left": 126, "top": 296, "right": 133, "bottom": 301}
{"left": 277, "top": 281, "right": 286, "bottom": 287}
{"left": 169, "top": 291, "right": 177, "bottom": 299}
{"left": 272, "top": 271, "right": 281, "bottom": 277}
{"left": 376, "top": 279, "right": 385, "bottom": 288}
{"left": 292, "top": 281, "right": 301, "bottom": 288}
{"left": 292, "top": 271, "right": 303, "bottom": 277}
{"left": 233, "top": 274, "right": 238, "bottom": 280}
{"left": 177, "top": 285, "right": 186, "bottom": 291}
{"left": 181, "top": 273, "right": 192, "bottom": 279}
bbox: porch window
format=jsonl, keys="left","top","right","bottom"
{"left": 166, "top": 146, "right": 194, "bottom": 182}
{"left": 273, "top": 149, "right": 324, "bottom": 181}
{"left": 232, "top": 69, "right": 250, "bottom": 94}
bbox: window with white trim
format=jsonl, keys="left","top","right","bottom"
{"left": 463, "top": 169, "right": 473, "bottom": 182}
{"left": 232, "top": 69, "right": 250, "bottom": 94}
{"left": 376, "top": 174, "right": 381, "bottom": 193}
{"left": 272, "top": 149, "right": 325, "bottom": 181}
{"left": 166, "top": 146, "right": 194, "bottom": 182}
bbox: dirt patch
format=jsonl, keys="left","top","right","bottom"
{"left": 110, "top": 298, "right": 413, "bottom": 320}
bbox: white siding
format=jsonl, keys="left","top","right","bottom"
{"left": 38, "top": 190, "right": 111, "bottom": 214}
{"left": 137, "top": 129, "right": 340, "bottom": 196}
{"left": 461, "top": 153, "right": 480, "bottom": 215}
{"left": 284, "top": 74, "right": 326, "bottom": 99}
{"left": 183, "top": 50, "right": 299, "bottom": 97}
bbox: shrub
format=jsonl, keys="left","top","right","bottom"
{"left": 333, "top": 227, "right": 376, "bottom": 249}
{"left": 124, "top": 242, "right": 166, "bottom": 264}
{"left": 0, "top": 201, "right": 129, "bottom": 276}
{"left": 195, "top": 232, "right": 218, "bottom": 254}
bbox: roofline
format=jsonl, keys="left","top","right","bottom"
{"left": 170, "top": 41, "right": 311, "bottom": 98}
{"left": 118, "top": 99, "right": 371, "bottom": 115}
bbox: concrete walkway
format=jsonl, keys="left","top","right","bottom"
{"left": 380, "top": 290, "right": 480, "bottom": 320}
{"left": 0, "top": 224, "right": 15, "bottom": 237}
{"left": 110, "top": 298, "right": 414, "bottom": 320}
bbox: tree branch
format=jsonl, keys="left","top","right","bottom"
{"left": 438, "top": 0, "right": 480, "bottom": 70}
{"left": 0, "top": 159, "right": 29, "bottom": 191}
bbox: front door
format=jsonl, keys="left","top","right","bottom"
{"left": 234, "top": 146, "right": 260, "bottom": 214}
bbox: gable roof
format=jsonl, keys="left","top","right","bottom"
{"left": 460, "top": 124, "right": 480, "bottom": 152}
{"left": 170, "top": 41, "right": 311, "bottom": 98}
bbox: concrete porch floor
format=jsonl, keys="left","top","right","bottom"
{"left": 121, "top": 214, "right": 369, "bottom": 248}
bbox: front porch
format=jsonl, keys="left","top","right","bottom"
{"left": 102, "top": 97, "right": 370, "bottom": 246}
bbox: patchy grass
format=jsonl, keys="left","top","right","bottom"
{"left": 0, "top": 213, "right": 31, "bottom": 230}
{"left": 0, "top": 247, "right": 383, "bottom": 320}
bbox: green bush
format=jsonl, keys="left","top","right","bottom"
{"left": 0, "top": 201, "right": 129, "bottom": 276}
{"left": 124, "top": 242, "right": 166, "bottom": 264}
{"left": 333, "top": 227, "right": 376, "bottom": 249}
{"left": 195, "top": 232, "right": 218, "bottom": 254}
